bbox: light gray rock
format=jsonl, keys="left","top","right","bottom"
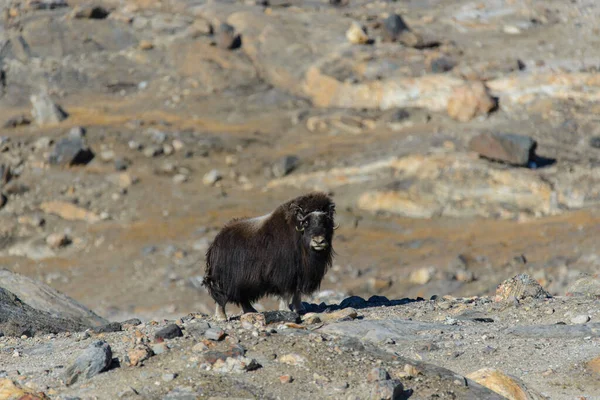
{"left": 272, "top": 155, "right": 299, "bottom": 178}
{"left": 65, "top": 340, "right": 113, "bottom": 386}
{"left": 30, "top": 92, "right": 68, "bottom": 126}
{"left": 0, "top": 268, "right": 107, "bottom": 327}
{"left": 320, "top": 319, "right": 458, "bottom": 343}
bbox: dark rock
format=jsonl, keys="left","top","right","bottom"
{"left": 49, "top": 135, "right": 95, "bottom": 166}
{"left": 200, "top": 344, "right": 246, "bottom": 364}
{"left": 272, "top": 155, "right": 300, "bottom": 178}
{"left": 0, "top": 194, "right": 6, "bottom": 209}
{"left": 72, "top": 5, "right": 110, "bottom": 19}
{"left": 468, "top": 132, "right": 537, "bottom": 166}
{"left": 382, "top": 14, "right": 409, "bottom": 42}
{"left": 429, "top": 57, "right": 456, "bottom": 73}
{"left": 27, "top": 0, "right": 69, "bottom": 10}
{"left": 3, "top": 115, "right": 31, "bottom": 128}
{"left": 368, "top": 295, "right": 390, "bottom": 304}
{"left": 121, "top": 318, "right": 142, "bottom": 327}
{"left": 339, "top": 296, "right": 368, "bottom": 309}
{"left": 263, "top": 310, "right": 300, "bottom": 324}
{"left": 64, "top": 340, "right": 112, "bottom": 386}
{"left": 155, "top": 324, "right": 183, "bottom": 340}
{"left": 370, "top": 379, "right": 405, "bottom": 400}
{"left": 92, "top": 322, "right": 122, "bottom": 333}
{"left": 30, "top": 93, "right": 68, "bottom": 126}
{"left": 217, "top": 23, "right": 241, "bottom": 50}
{"left": 590, "top": 136, "right": 600, "bottom": 149}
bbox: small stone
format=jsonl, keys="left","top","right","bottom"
{"left": 64, "top": 340, "right": 112, "bottom": 386}
{"left": 367, "top": 368, "right": 390, "bottom": 383}
{"left": 163, "top": 144, "right": 174, "bottom": 156}
{"left": 571, "top": 315, "right": 591, "bottom": 324}
{"left": 91, "top": 322, "right": 122, "bottom": 333}
{"left": 203, "top": 169, "right": 222, "bottom": 186}
{"left": 503, "top": 25, "right": 522, "bottom": 35}
{"left": 155, "top": 324, "right": 183, "bottom": 340}
{"left": 3, "top": 115, "right": 31, "bottom": 128}
{"left": 589, "top": 137, "right": 600, "bottom": 149}
{"left": 143, "top": 146, "right": 163, "bottom": 158}
{"left": 382, "top": 14, "right": 408, "bottom": 41}
{"left": 100, "top": 150, "right": 116, "bottom": 162}
{"left": 172, "top": 139, "right": 185, "bottom": 152}
{"left": 114, "top": 158, "right": 130, "bottom": 171}
{"left": 272, "top": 155, "right": 300, "bottom": 178}
{"left": 346, "top": 22, "right": 369, "bottom": 45}
{"left": 225, "top": 155, "right": 238, "bottom": 166}
{"left": 71, "top": 5, "right": 110, "bottom": 19}
{"left": 46, "top": 233, "right": 70, "bottom": 249}
{"left": 30, "top": 92, "right": 68, "bottom": 126}
{"left": 205, "top": 328, "right": 226, "bottom": 341}
{"left": 404, "top": 364, "right": 420, "bottom": 377}
{"left": 173, "top": 174, "right": 188, "bottom": 184}
{"left": 49, "top": 135, "right": 94, "bottom": 166}
{"left": 17, "top": 215, "right": 45, "bottom": 227}
{"left": 126, "top": 344, "right": 154, "bottom": 367}
{"left": 409, "top": 267, "right": 436, "bottom": 285}
{"left": 217, "top": 23, "right": 241, "bottom": 50}
{"left": 494, "top": 273, "right": 551, "bottom": 302}
{"left": 213, "top": 356, "right": 260, "bottom": 373}
{"left": 279, "top": 353, "right": 307, "bottom": 366}
{"left": 40, "top": 201, "right": 101, "bottom": 223}
{"left": 447, "top": 82, "right": 496, "bottom": 122}
{"left": 152, "top": 342, "right": 169, "bottom": 355}
{"left": 162, "top": 373, "right": 177, "bottom": 382}
{"left": 303, "top": 308, "right": 357, "bottom": 323}
{"left": 139, "top": 40, "right": 154, "bottom": 50}
{"left": 468, "top": 132, "right": 537, "bottom": 166}
{"left": 192, "top": 342, "right": 208, "bottom": 352}
{"left": 370, "top": 379, "right": 404, "bottom": 400}
{"left": 279, "top": 375, "right": 293, "bottom": 383}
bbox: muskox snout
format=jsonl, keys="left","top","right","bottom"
{"left": 310, "top": 235, "right": 328, "bottom": 251}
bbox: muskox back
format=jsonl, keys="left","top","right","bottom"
{"left": 202, "top": 192, "right": 335, "bottom": 313}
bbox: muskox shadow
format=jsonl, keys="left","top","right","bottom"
{"left": 300, "top": 295, "right": 423, "bottom": 315}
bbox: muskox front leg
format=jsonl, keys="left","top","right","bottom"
{"left": 291, "top": 292, "right": 306, "bottom": 314}
{"left": 241, "top": 300, "right": 257, "bottom": 314}
{"left": 215, "top": 303, "right": 228, "bottom": 321}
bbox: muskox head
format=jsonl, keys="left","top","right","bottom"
{"left": 290, "top": 202, "right": 338, "bottom": 251}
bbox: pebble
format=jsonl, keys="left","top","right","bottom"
{"left": 100, "top": 150, "right": 116, "bottom": 162}
{"left": 346, "top": 22, "right": 369, "bottom": 44}
{"left": 155, "top": 324, "right": 183, "bottom": 340}
{"left": 213, "top": 356, "right": 260, "bottom": 373}
{"left": 126, "top": 344, "right": 154, "bottom": 367}
{"left": 172, "top": 174, "right": 188, "bottom": 184}
{"left": 409, "top": 267, "right": 436, "bottom": 285}
{"left": 571, "top": 315, "right": 591, "bottom": 324}
{"left": 217, "top": 23, "right": 241, "bottom": 50}
{"left": 143, "top": 146, "right": 163, "bottom": 158}
{"left": 272, "top": 155, "right": 300, "bottom": 178}
{"left": 382, "top": 13, "right": 409, "bottom": 42}
{"left": 367, "top": 367, "right": 390, "bottom": 382}
{"left": 162, "top": 373, "right": 177, "bottom": 382}
{"left": 370, "top": 379, "right": 404, "bottom": 400}
{"left": 46, "top": 233, "right": 70, "bottom": 249}
{"left": 172, "top": 139, "right": 185, "bottom": 152}
{"left": 278, "top": 353, "right": 307, "bottom": 366}
{"left": 64, "top": 340, "right": 112, "bottom": 386}
{"left": 152, "top": 343, "right": 169, "bottom": 355}
{"left": 202, "top": 169, "right": 222, "bottom": 186}
{"left": 447, "top": 81, "right": 496, "bottom": 122}
{"left": 279, "top": 375, "right": 293, "bottom": 383}
{"left": 30, "top": 92, "right": 68, "bottom": 126}
{"left": 205, "top": 328, "right": 226, "bottom": 341}
{"left": 49, "top": 135, "right": 95, "bottom": 166}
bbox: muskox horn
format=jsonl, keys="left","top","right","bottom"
{"left": 295, "top": 225, "right": 304, "bottom": 232}
{"left": 333, "top": 223, "right": 340, "bottom": 230}
{"left": 297, "top": 214, "right": 309, "bottom": 222}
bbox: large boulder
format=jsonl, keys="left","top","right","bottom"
{"left": 0, "top": 268, "right": 107, "bottom": 330}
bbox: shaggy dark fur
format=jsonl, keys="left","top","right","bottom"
{"left": 202, "top": 192, "right": 336, "bottom": 312}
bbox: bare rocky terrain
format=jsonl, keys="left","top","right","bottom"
{"left": 1, "top": 0, "right": 600, "bottom": 398}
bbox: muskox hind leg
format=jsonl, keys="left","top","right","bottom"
{"left": 215, "top": 303, "right": 227, "bottom": 321}
{"left": 241, "top": 300, "right": 257, "bottom": 314}
{"left": 291, "top": 292, "right": 306, "bottom": 314}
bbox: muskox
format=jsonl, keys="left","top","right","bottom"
{"left": 202, "top": 192, "right": 337, "bottom": 320}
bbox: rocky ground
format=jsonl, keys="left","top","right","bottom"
{"left": 1, "top": 0, "right": 600, "bottom": 398}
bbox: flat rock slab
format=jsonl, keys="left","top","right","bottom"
{"left": 319, "top": 319, "right": 457, "bottom": 343}
{"left": 505, "top": 323, "right": 600, "bottom": 338}
{"left": 469, "top": 132, "right": 537, "bottom": 166}
{"left": 0, "top": 268, "right": 107, "bottom": 327}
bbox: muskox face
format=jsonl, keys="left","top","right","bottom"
{"left": 293, "top": 204, "right": 336, "bottom": 252}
